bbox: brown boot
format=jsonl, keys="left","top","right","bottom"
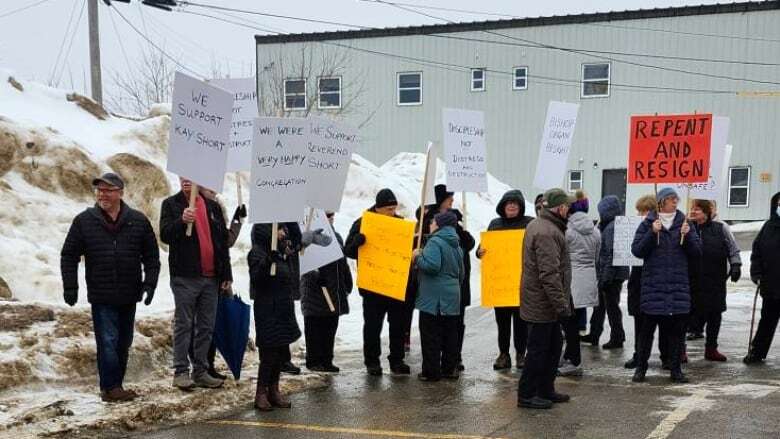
{"left": 254, "top": 381, "right": 273, "bottom": 411}
{"left": 268, "top": 383, "right": 291, "bottom": 408}
{"left": 101, "top": 386, "right": 135, "bottom": 403}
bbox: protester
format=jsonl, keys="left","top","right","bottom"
{"left": 423, "top": 184, "right": 475, "bottom": 371}
{"left": 518, "top": 188, "right": 573, "bottom": 409}
{"left": 476, "top": 190, "right": 534, "bottom": 370}
{"left": 582, "top": 195, "right": 628, "bottom": 349}
{"left": 193, "top": 187, "right": 246, "bottom": 380}
{"left": 160, "top": 177, "right": 232, "bottom": 390}
{"left": 631, "top": 188, "right": 701, "bottom": 383}
{"left": 344, "top": 188, "right": 412, "bottom": 376}
{"left": 688, "top": 199, "right": 741, "bottom": 361}
{"left": 688, "top": 200, "right": 741, "bottom": 341}
{"left": 624, "top": 195, "right": 658, "bottom": 369}
{"left": 301, "top": 211, "right": 353, "bottom": 373}
{"left": 60, "top": 173, "right": 160, "bottom": 402}
{"left": 744, "top": 192, "right": 780, "bottom": 365}
{"left": 413, "top": 211, "right": 465, "bottom": 381}
{"left": 534, "top": 193, "right": 544, "bottom": 217}
{"left": 560, "top": 191, "right": 600, "bottom": 376}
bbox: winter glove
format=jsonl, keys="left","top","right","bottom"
{"left": 302, "top": 228, "right": 332, "bottom": 248}
{"left": 142, "top": 286, "right": 155, "bottom": 306}
{"left": 64, "top": 289, "right": 78, "bottom": 307}
{"left": 729, "top": 264, "right": 742, "bottom": 283}
{"left": 269, "top": 250, "right": 286, "bottom": 263}
{"left": 232, "top": 205, "right": 247, "bottom": 222}
{"left": 354, "top": 233, "right": 367, "bottom": 247}
{"left": 751, "top": 275, "right": 761, "bottom": 286}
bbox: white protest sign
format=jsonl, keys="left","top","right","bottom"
{"left": 210, "top": 77, "right": 258, "bottom": 172}
{"left": 613, "top": 216, "right": 644, "bottom": 267}
{"left": 718, "top": 144, "right": 733, "bottom": 206}
{"left": 671, "top": 116, "right": 730, "bottom": 200}
{"left": 422, "top": 141, "right": 438, "bottom": 204}
{"left": 305, "top": 117, "right": 358, "bottom": 211}
{"left": 249, "top": 118, "right": 309, "bottom": 223}
{"left": 442, "top": 108, "right": 488, "bottom": 192}
{"left": 167, "top": 71, "right": 233, "bottom": 193}
{"left": 299, "top": 209, "right": 344, "bottom": 275}
{"left": 533, "top": 101, "right": 579, "bottom": 190}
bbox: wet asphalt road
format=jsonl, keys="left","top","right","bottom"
{"left": 131, "top": 287, "right": 780, "bottom": 439}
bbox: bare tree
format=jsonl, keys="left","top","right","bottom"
{"left": 256, "top": 44, "right": 376, "bottom": 127}
{"left": 107, "top": 46, "right": 176, "bottom": 117}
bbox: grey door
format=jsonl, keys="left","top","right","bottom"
{"left": 601, "top": 169, "right": 627, "bottom": 212}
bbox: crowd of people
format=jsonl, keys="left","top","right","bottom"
{"left": 61, "top": 172, "right": 780, "bottom": 410}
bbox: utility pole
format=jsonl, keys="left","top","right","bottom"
{"left": 88, "top": 0, "right": 103, "bottom": 105}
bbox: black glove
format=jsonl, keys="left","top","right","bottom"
{"left": 751, "top": 275, "right": 761, "bottom": 286}
{"left": 729, "top": 265, "right": 742, "bottom": 283}
{"left": 233, "top": 205, "right": 247, "bottom": 221}
{"left": 64, "top": 289, "right": 77, "bottom": 307}
{"left": 269, "top": 250, "right": 286, "bottom": 263}
{"left": 142, "top": 286, "right": 155, "bottom": 306}
{"left": 354, "top": 233, "right": 366, "bottom": 247}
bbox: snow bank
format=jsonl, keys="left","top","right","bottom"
{"left": 729, "top": 221, "right": 765, "bottom": 233}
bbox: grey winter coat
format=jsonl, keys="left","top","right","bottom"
{"left": 566, "top": 212, "right": 601, "bottom": 309}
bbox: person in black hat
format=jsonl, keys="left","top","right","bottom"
{"left": 60, "top": 173, "right": 160, "bottom": 402}
{"left": 344, "top": 188, "right": 413, "bottom": 376}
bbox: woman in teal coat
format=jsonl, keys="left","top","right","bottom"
{"left": 414, "top": 211, "right": 465, "bottom": 381}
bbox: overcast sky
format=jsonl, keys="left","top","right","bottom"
{"left": 1, "top": 0, "right": 730, "bottom": 97}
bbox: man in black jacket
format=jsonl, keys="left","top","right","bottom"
{"left": 745, "top": 191, "right": 780, "bottom": 364}
{"left": 344, "top": 188, "right": 412, "bottom": 376}
{"left": 160, "top": 177, "right": 233, "bottom": 390}
{"left": 61, "top": 173, "right": 160, "bottom": 403}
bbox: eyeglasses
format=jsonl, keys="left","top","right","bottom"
{"left": 95, "top": 187, "right": 121, "bottom": 194}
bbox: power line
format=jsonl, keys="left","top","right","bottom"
{"left": 111, "top": 4, "right": 206, "bottom": 79}
{"left": 359, "top": 0, "right": 516, "bottom": 18}
{"left": 48, "top": 0, "right": 81, "bottom": 84}
{"left": 0, "top": 0, "right": 56, "bottom": 19}
{"left": 107, "top": 7, "right": 132, "bottom": 73}
{"left": 177, "top": 0, "right": 369, "bottom": 29}
{"left": 54, "top": 0, "right": 87, "bottom": 86}
{"left": 373, "top": 0, "right": 780, "bottom": 86}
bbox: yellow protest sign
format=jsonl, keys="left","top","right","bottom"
{"left": 480, "top": 229, "right": 524, "bottom": 308}
{"left": 357, "top": 211, "right": 416, "bottom": 301}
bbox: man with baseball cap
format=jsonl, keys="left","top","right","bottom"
{"left": 518, "top": 188, "right": 574, "bottom": 409}
{"left": 61, "top": 172, "right": 160, "bottom": 402}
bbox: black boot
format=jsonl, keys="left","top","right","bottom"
{"left": 670, "top": 370, "right": 689, "bottom": 384}
{"left": 632, "top": 368, "right": 647, "bottom": 383}
{"left": 624, "top": 354, "right": 638, "bottom": 369}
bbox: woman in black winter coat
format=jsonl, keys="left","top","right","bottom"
{"left": 689, "top": 199, "right": 741, "bottom": 362}
{"left": 248, "top": 223, "right": 302, "bottom": 411}
{"left": 744, "top": 191, "right": 780, "bottom": 364}
{"left": 476, "top": 189, "right": 534, "bottom": 370}
{"left": 300, "top": 212, "right": 353, "bottom": 373}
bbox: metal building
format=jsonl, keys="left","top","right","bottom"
{"left": 255, "top": 1, "right": 780, "bottom": 221}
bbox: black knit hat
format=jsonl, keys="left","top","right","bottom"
{"left": 374, "top": 188, "right": 398, "bottom": 208}
{"left": 434, "top": 211, "right": 458, "bottom": 229}
{"left": 434, "top": 184, "right": 454, "bottom": 207}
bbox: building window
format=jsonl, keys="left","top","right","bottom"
{"left": 581, "top": 63, "right": 610, "bottom": 98}
{"left": 318, "top": 76, "right": 341, "bottom": 109}
{"left": 728, "top": 166, "right": 751, "bottom": 207}
{"left": 397, "top": 72, "right": 422, "bottom": 106}
{"left": 568, "top": 170, "right": 583, "bottom": 192}
{"left": 284, "top": 79, "right": 306, "bottom": 110}
{"left": 513, "top": 66, "right": 528, "bottom": 90}
{"left": 471, "top": 68, "right": 485, "bottom": 91}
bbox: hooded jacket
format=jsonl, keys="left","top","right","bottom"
{"left": 519, "top": 209, "right": 572, "bottom": 323}
{"left": 486, "top": 190, "right": 535, "bottom": 231}
{"left": 566, "top": 211, "right": 601, "bottom": 308}
{"left": 596, "top": 196, "right": 629, "bottom": 286}
{"left": 419, "top": 207, "right": 475, "bottom": 306}
{"left": 61, "top": 202, "right": 160, "bottom": 305}
{"left": 415, "top": 226, "right": 465, "bottom": 316}
{"left": 751, "top": 192, "right": 780, "bottom": 299}
{"left": 631, "top": 210, "right": 702, "bottom": 315}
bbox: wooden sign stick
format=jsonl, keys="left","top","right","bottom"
{"left": 461, "top": 192, "right": 468, "bottom": 229}
{"left": 321, "top": 286, "right": 336, "bottom": 313}
{"left": 681, "top": 186, "right": 692, "bottom": 245}
{"left": 654, "top": 183, "right": 659, "bottom": 245}
{"left": 236, "top": 172, "right": 243, "bottom": 209}
{"left": 186, "top": 184, "right": 199, "bottom": 237}
{"left": 270, "top": 222, "right": 278, "bottom": 276}
{"left": 416, "top": 147, "right": 433, "bottom": 251}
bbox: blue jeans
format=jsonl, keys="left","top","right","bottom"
{"left": 91, "top": 303, "right": 136, "bottom": 391}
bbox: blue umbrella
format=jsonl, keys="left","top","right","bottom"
{"left": 213, "top": 294, "right": 251, "bottom": 380}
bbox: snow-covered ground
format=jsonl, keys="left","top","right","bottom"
{"left": 729, "top": 221, "right": 766, "bottom": 233}
{"left": 0, "top": 70, "right": 534, "bottom": 435}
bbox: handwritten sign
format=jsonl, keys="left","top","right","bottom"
{"left": 305, "top": 117, "right": 358, "bottom": 211}
{"left": 167, "top": 71, "right": 233, "bottom": 192}
{"left": 628, "top": 113, "right": 713, "bottom": 184}
{"left": 210, "top": 77, "right": 258, "bottom": 172}
{"left": 670, "top": 116, "right": 730, "bottom": 200}
{"left": 357, "top": 211, "right": 415, "bottom": 301}
{"left": 480, "top": 230, "right": 524, "bottom": 307}
{"left": 613, "top": 216, "right": 644, "bottom": 267}
{"left": 442, "top": 108, "right": 487, "bottom": 192}
{"left": 299, "top": 209, "right": 344, "bottom": 275}
{"left": 533, "top": 101, "right": 579, "bottom": 190}
{"left": 249, "top": 117, "right": 308, "bottom": 223}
